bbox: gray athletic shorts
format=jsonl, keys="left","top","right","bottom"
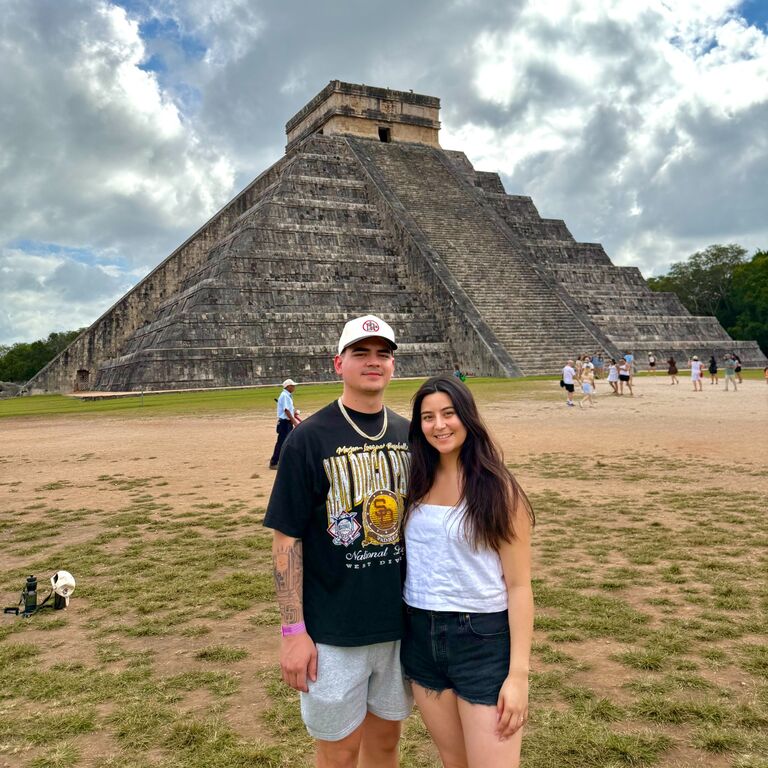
{"left": 300, "top": 640, "right": 413, "bottom": 741}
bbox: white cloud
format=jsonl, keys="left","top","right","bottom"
{"left": 0, "top": 247, "right": 133, "bottom": 344}
{"left": 0, "top": 1, "right": 234, "bottom": 259}
{"left": 455, "top": 0, "right": 768, "bottom": 274}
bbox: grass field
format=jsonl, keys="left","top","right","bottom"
{"left": 0, "top": 377, "right": 555, "bottom": 419}
{"left": 1, "top": 378, "right": 766, "bottom": 767}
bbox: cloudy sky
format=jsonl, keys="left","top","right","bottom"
{"left": 1, "top": 0, "right": 767, "bottom": 345}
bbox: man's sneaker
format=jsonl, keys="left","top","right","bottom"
{"left": 269, "top": 463, "right": 278, "bottom": 470}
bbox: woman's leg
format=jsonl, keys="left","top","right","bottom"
{"left": 412, "top": 684, "right": 468, "bottom": 768}
{"left": 457, "top": 697, "right": 523, "bottom": 768}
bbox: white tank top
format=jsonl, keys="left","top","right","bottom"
{"left": 403, "top": 502, "right": 508, "bottom": 612}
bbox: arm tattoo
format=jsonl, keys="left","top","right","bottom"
{"left": 273, "top": 540, "right": 303, "bottom": 626}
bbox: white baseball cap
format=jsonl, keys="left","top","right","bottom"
{"left": 337, "top": 315, "right": 397, "bottom": 355}
{"left": 282, "top": 378, "right": 297, "bottom": 387}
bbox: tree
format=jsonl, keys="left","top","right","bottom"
{"left": 649, "top": 245, "right": 768, "bottom": 356}
{"left": 0, "top": 329, "right": 84, "bottom": 383}
{"left": 727, "top": 251, "right": 768, "bottom": 355}
{"left": 647, "top": 244, "right": 748, "bottom": 316}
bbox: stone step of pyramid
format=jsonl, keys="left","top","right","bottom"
{"left": 95, "top": 342, "right": 456, "bottom": 391}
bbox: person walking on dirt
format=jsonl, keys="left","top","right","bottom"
{"left": 690, "top": 356, "right": 703, "bottom": 392}
{"left": 667, "top": 356, "right": 679, "bottom": 385}
{"left": 562, "top": 360, "right": 576, "bottom": 407}
{"left": 708, "top": 356, "right": 719, "bottom": 386}
{"left": 269, "top": 379, "right": 299, "bottom": 469}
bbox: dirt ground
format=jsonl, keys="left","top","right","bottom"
{"left": 1, "top": 374, "right": 766, "bottom": 767}
{"left": 4, "top": 374, "right": 766, "bottom": 492}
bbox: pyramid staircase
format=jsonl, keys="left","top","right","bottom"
{"left": 477, "top": 191, "right": 763, "bottom": 362}
{"left": 348, "top": 139, "right": 615, "bottom": 373}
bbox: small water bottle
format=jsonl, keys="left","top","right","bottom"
{"left": 23, "top": 575, "right": 37, "bottom": 616}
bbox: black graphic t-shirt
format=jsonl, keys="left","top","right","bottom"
{"left": 264, "top": 401, "right": 411, "bottom": 647}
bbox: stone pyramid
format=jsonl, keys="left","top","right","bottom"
{"left": 29, "top": 80, "right": 765, "bottom": 392}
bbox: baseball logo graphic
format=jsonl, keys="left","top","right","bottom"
{"left": 362, "top": 489, "right": 402, "bottom": 546}
{"left": 362, "top": 319, "right": 380, "bottom": 332}
{"left": 328, "top": 511, "right": 362, "bottom": 547}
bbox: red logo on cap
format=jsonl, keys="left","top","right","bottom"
{"left": 362, "top": 319, "right": 380, "bottom": 332}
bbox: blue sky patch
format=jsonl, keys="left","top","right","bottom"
{"left": 139, "top": 17, "right": 207, "bottom": 60}
{"left": 7, "top": 240, "right": 129, "bottom": 270}
{"left": 740, "top": 0, "right": 768, "bottom": 31}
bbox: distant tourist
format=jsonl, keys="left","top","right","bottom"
{"left": 733, "top": 354, "right": 743, "bottom": 384}
{"left": 667, "top": 356, "right": 679, "bottom": 385}
{"left": 624, "top": 352, "right": 635, "bottom": 381}
{"left": 648, "top": 352, "right": 656, "bottom": 373}
{"left": 764, "top": 366, "right": 768, "bottom": 385}
{"left": 607, "top": 358, "right": 620, "bottom": 395}
{"left": 591, "top": 351, "right": 602, "bottom": 378}
{"left": 690, "top": 356, "right": 703, "bottom": 392}
{"left": 269, "top": 378, "right": 299, "bottom": 469}
{"left": 562, "top": 359, "right": 576, "bottom": 407}
{"left": 723, "top": 354, "right": 738, "bottom": 392}
{"left": 708, "top": 356, "right": 719, "bottom": 385}
{"left": 579, "top": 365, "right": 596, "bottom": 408}
{"left": 618, "top": 358, "right": 633, "bottom": 396}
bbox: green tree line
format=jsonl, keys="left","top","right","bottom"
{"left": 648, "top": 244, "right": 768, "bottom": 355}
{"left": 0, "top": 329, "right": 84, "bottom": 383}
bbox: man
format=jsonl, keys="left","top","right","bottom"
{"left": 264, "top": 315, "right": 412, "bottom": 768}
{"left": 269, "top": 378, "right": 299, "bottom": 469}
{"left": 624, "top": 351, "right": 635, "bottom": 382}
{"left": 562, "top": 359, "right": 576, "bottom": 406}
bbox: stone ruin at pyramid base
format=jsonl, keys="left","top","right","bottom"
{"left": 28, "top": 80, "right": 766, "bottom": 393}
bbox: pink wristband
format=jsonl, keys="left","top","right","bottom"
{"left": 281, "top": 621, "right": 306, "bottom": 637}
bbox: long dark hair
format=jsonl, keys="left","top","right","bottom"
{"left": 404, "top": 375, "right": 534, "bottom": 551}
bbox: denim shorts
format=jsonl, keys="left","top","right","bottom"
{"left": 401, "top": 605, "right": 510, "bottom": 706}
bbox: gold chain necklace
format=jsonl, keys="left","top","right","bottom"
{"left": 337, "top": 398, "right": 388, "bottom": 441}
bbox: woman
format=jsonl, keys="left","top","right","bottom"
{"left": 708, "top": 355, "right": 719, "bottom": 385}
{"left": 734, "top": 354, "right": 743, "bottom": 384}
{"left": 618, "top": 358, "right": 633, "bottom": 396}
{"left": 607, "top": 358, "right": 620, "bottom": 394}
{"left": 690, "top": 355, "right": 703, "bottom": 391}
{"left": 667, "top": 356, "right": 679, "bottom": 385}
{"left": 580, "top": 364, "right": 596, "bottom": 408}
{"left": 401, "top": 375, "right": 534, "bottom": 768}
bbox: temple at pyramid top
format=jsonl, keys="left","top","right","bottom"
{"left": 285, "top": 80, "right": 441, "bottom": 151}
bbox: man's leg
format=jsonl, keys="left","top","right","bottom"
{"left": 315, "top": 712, "right": 400, "bottom": 768}
{"left": 269, "top": 420, "right": 292, "bottom": 467}
{"left": 359, "top": 712, "right": 401, "bottom": 768}
{"left": 316, "top": 726, "right": 364, "bottom": 768}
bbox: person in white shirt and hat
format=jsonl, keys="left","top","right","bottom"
{"left": 269, "top": 378, "right": 299, "bottom": 469}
